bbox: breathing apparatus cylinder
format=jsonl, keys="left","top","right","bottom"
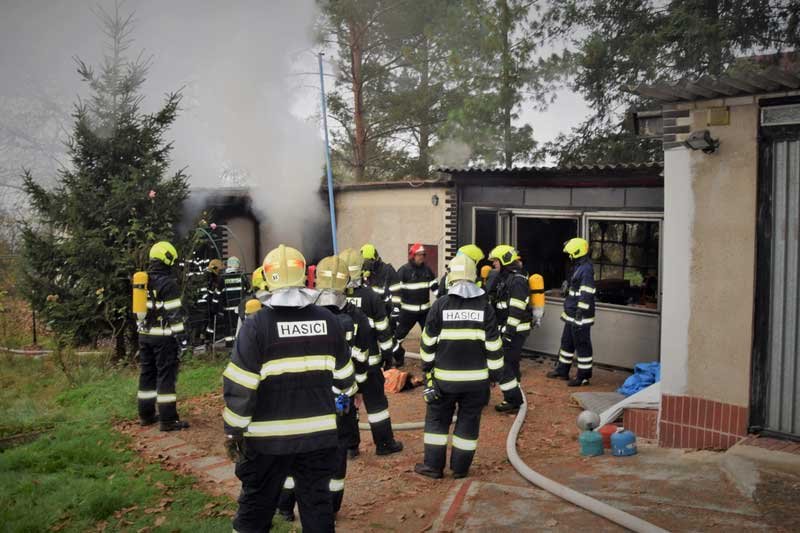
{"left": 132, "top": 271, "right": 148, "bottom": 322}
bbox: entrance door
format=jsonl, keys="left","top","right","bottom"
{"left": 752, "top": 115, "right": 800, "bottom": 439}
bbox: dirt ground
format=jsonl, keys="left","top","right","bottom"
{"left": 176, "top": 351, "right": 630, "bottom": 532}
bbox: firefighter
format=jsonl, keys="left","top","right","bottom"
{"left": 339, "top": 248, "right": 404, "bottom": 456}
{"left": 360, "top": 243, "right": 398, "bottom": 322}
{"left": 203, "top": 258, "right": 225, "bottom": 347}
{"left": 222, "top": 256, "right": 249, "bottom": 347}
{"left": 137, "top": 241, "right": 190, "bottom": 432}
{"left": 391, "top": 243, "right": 438, "bottom": 368}
{"left": 547, "top": 238, "right": 596, "bottom": 387}
{"left": 436, "top": 244, "right": 485, "bottom": 298}
{"left": 414, "top": 254, "right": 511, "bottom": 479}
{"left": 277, "top": 256, "right": 363, "bottom": 521}
{"left": 487, "top": 245, "right": 527, "bottom": 413}
{"left": 223, "top": 244, "right": 354, "bottom": 533}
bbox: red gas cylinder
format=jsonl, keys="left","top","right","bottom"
{"left": 599, "top": 424, "right": 618, "bottom": 449}
{"left": 307, "top": 264, "right": 316, "bottom": 288}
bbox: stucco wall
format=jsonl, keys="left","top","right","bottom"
{"left": 661, "top": 101, "right": 759, "bottom": 407}
{"left": 335, "top": 187, "right": 449, "bottom": 275}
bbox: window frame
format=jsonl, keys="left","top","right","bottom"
{"left": 582, "top": 211, "right": 663, "bottom": 314}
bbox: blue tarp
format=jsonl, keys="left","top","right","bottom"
{"left": 617, "top": 362, "right": 661, "bottom": 397}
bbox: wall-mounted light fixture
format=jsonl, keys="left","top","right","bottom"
{"left": 684, "top": 129, "right": 720, "bottom": 154}
{"left": 431, "top": 194, "right": 439, "bottom": 206}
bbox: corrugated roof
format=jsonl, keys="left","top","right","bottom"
{"left": 631, "top": 64, "right": 800, "bottom": 103}
{"left": 437, "top": 162, "right": 662, "bottom": 174}
{"left": 329, "top": 178, "right": 450, "bottom": 192}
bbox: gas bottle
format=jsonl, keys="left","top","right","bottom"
{"left": 611, "top": 429, "right": 638, "bottom": 457}
{"left": 529, "top": 274, "right": 545, "bottom": 323}
{"left": 480, "top": 265, "right": 492, "bottom": 286}
{"left": 599, "top": 424, "right": 618, "bottom": 449}
{"left": 579, "top": 430, "right": 604, "bottom": 457}
{"left": 132, "top": 271, "right": 148, "bottom": 321}
{"left": 307, "top": 264, "right": 317, "bottom": 288}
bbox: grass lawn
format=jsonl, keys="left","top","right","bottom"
{"left": 0, "top": 353, "right": 292, "bottom": 532}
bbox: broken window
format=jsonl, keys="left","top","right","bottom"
{"left": 588, "top": 219, "right": 660, "bottom": 309}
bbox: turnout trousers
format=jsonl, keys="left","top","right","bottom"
{"left": 278, "top": 408, "right": 359, "bottom": 516}
{"left": 392, "top": 310, "right": 429, "bottom": 366}
{"left": 137, "top": 337, "right": 179, "bottom": 422}
{"left": 554, "top": 322, "right": 593, "bottom": 381}
{"left": 234, "top": 446, "right": 338, "bottom": 533}
{"left": 423, "top": 387, "right": 490, "bottom": 475}
{"left": 360, "top": 367, "right": 395, "bottom": 447}
{"left": 499, "top": 334, "right": 525, "bottom": 406}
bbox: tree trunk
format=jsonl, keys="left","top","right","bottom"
{"left": 348, "top": 19, "right": 368, "bottom": 182}
{"left": 499, "top": 0, "right": 513, "bottom": 169}
{"left": 704, "top": 0, "right": 723, "bottom": 75}
{"left": 114, "top": 330, "right": 125, "bottom": 361}
{"left": 417, "top": 34, "right": 431, "bottom": 177}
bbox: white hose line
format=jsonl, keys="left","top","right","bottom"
{"left": 0, "top": 347, "right": 106, "bottom": 356}
{"left": 507, "top": 393, "right": 669, "bottom": 533}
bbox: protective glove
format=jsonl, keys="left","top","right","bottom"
{"left": 390, "top": 307, "right": 400, "bottom": 320}
{"left": 225, "top": 434, "right": 245, "bottom": 463}
{"left": 422, "top": 372, "right": 441, "bottom": 404}
{"left": 175, "top": 334, "right": 191, "bottom": 359}
{"left": 575, "top": 309, "right": 584, "bottom": 323}
{"left": 500, "top": 325, "right": 512, "bottom": 344}
{"left": 561, "top": 280, "right": 569, "bottom": 295}
{"left": 335, "top": 393, "right": 351, "bottom": 415}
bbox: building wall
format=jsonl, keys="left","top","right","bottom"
{"left": 659, "top": 98, "right": 760, "bottom": 449}
{"left": 335, "top": 186, "right": 449, "bottom": 276}
{"left": 660, "top": 101, "right": 759, "bottom": 409}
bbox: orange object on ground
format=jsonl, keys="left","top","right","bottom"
{"left": 600, "top": 424, "right": 618, "bottom": 449}
{"left": 384, "top": 368, "right": 409, "bottom": 393}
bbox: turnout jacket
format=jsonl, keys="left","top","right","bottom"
{"left": 419, "top": 285, "right": 505, "bottom": 393}
{"left": 341, "top": 301, "right": 374, "bottom": 387}
{"left": 392, "top": 261, "right": 438, "bottom": 313}
{"left": 140, "top": 261, "right": 186, "bottom": 340}
{"left": 364, "top": 259, "right": 398, "bottom": 309}
{"left": 222, "top": 270, "right": 249, "bottom": 314}
{"left": 222, "top": 303, "right": 355, "bottom": 454}
{"left": 346, "top": 285, "right": 395, "bottom": 364}
{"left": 325, "top": 304, "right": 363, "bottom": 398}
{"left": 561, "top": 257, "right": 596, "bottom": 326}
{"left": 493, "top": 266, "right": 532, "bottom": 337}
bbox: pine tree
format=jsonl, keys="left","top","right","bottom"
{"left": 20, "top": 3, "right": 189, "bottom": 359}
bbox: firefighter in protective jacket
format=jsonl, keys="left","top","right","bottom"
{"left": 339, "top": 248, "right": 403, "bottom": 456}
{"left": 415, "top": 254, "right": 511, "bottom": 479}
{"left": 436, "top": 244, "right": 485, "bottom": 298}
{"left": 137, "top": 241, "right": 190, "bottom": 432}
{"left": 360, "top": 244, "right": 398, "bottom": 318}
{"left": 223, "top": 245, "right": 354, "bottom": 533}
{"left": 391, "top": 243, "right": 438, "bottom": 367}
{"left": 547, "top": 238, "right": 596, "bottom": 387}
{"left": 487, "top": 245, "right": 528, "bottom": 413}
{"left": 277, "top": 255, "right": 363, "bottom": 521}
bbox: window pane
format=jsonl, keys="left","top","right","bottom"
{"left": 588, "top": 218, "right": 660, "bottom": 309}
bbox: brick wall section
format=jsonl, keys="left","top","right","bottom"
{"left": 659, "top": 394, "right": 748, "bottom": 450}
{"left": 623, "top": 408, "right": 658, "bottom": 440}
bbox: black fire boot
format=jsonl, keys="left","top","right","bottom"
{"left": 140, "top": 414, "right": 159, "bottom": 427}
{"left": 160, "top": 419, "right": 190, "bottom": 432}
{"left": 414, "top": 463, "right": 443, "bottom": 479}
{"left": 546, "top": 370, "right": 569, "bottom": 380}
{"left": 494, "top": 401, "right": 521, "bottom": 413}
{"left": 567, "top": 378, "right": 591, "bottom": 387}
{"left": 376, "top": 439, "right": 404, "bottom": 456}
{"left": 452, "top": 470, "right": 469, "bottom": 479}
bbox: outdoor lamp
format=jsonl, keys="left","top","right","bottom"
{"left": 684, "top": 129, "right": 720, "bottom": 154}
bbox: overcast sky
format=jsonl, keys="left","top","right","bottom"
{"left": 0, "top": 0, "right": 591, "bottom": 185}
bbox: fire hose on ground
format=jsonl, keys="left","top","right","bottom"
{"left": 363, "top": 351, "right": 669, "bottom": 533}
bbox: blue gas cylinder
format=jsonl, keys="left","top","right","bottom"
{"left": 611, "top": 429, "right": 638, "bottom": 456}
{"left": 579, "top": 430, "right": 604, "bottom": 456}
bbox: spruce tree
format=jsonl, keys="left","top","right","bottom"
{"left": 20, "top": 4, "right": 189, "bottom": 359}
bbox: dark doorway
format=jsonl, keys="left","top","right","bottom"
{"left": 516, "top": 217, "right": 578, "bottom": 291}
{"left": 474, "top": 210, "right": 498, "bottom": 258}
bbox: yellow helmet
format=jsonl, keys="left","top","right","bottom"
{"left": 149, "top": 241, "right": 178, "bottom": 266}
{"left": 563, "top": 237, "right": 589, "bottom": 259}
{"left": 251, "top": 267, "right": 267, "bottom": 291}
{"left": 339, "top": 248, "right": 364, "bottom": 280}
{"left": 315, "top": 255, "right": 349, "bottom": 292}
{"left": 208, "top": 258, "right": 223, "bottom": 274}
{"left": 263, "top": 244, "right": 306, "bottom": 290}
{"left": 457, "top": 244, "right": 484, "bottom": 263}
{"left": 361, "top": 243, "right": 379, "bottom": 260}
{"left": 245, "top": 298, "right": 263, "bottom": 316}
{"left": 447, "top": 254, "right": 477, "bottom": 285}
{"left": 488, "top": 244, "right": 520, "bottom": 267}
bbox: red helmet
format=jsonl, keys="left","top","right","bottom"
{"left": 409, "top": 242, "right": 426, "bottom": 259}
